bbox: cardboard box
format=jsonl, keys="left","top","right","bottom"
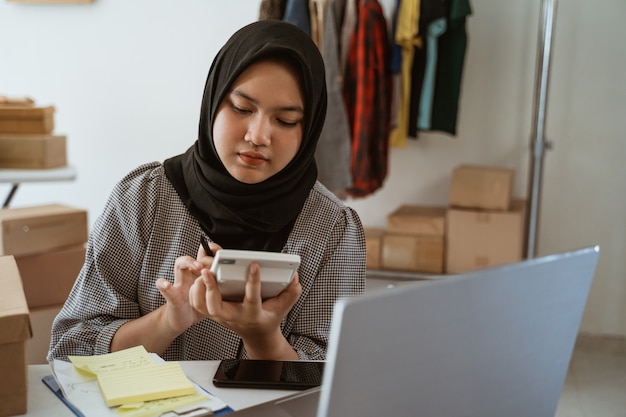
{"left": 0, "top": 255, "right": 32, "bottom": 417}
{"left": 0, "top": 106, "right": 55, "bottom": 134}
{"left": 0, "top": 204, "right": 88, "bottom": 257}
{"left": 364, "top": 228, "right": 385, "bottom": 269}
{"left": 26, "top": 305, "right": 62, "bottom": 365}
{"left": 386, "top": 205, "right": 447, "bottom": 236}
{"left": 15, "top": 244, "right": 85, "bottom": 309}
{"left": 381, "top": 233, "right": 445, "bottom": 273}
{"left": 446, "top": 199, "right": 527, "bottom": 273}
{"left": 0, "top": 134, "right": 67, "bottom": 169}
{"left": 449, "top": 164, "right": 514, "bottom": 211}
{"left": 0, "top": 96, "right": 35, "bottom": 107}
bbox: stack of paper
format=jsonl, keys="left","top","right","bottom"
{"left": 50, "top": 345, "right": 230, "bottom": 417}
{"left": 69, "top": 346, "right": 195, "bottom": 407}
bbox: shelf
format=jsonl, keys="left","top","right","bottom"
{"left": 0, "top": 165, "right": 76, "bottom": 184}
{"left": 0, "top": 165, "right": 77, "bottom": 208}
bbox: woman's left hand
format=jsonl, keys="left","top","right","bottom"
{"left": 189, "top": 262, "right": 302, "bottom": 359}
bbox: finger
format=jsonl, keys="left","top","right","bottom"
{"left": 174, "top": 256, "right": 203, "bottom": 285}
{"left": 285, "top": 272, "right": 301, "bottom": 293}
{"left": 210, "top": 243, "right": 222, "bottom": 257}
{"left": 267, "top": 273, "right": 301, "bottom": 310}
{"left": 198, "top": 243, "right": 223, "bottom": 269}
{"left": 198, "top": 237, "right": 214, "bottom": 259}
{"left": 189, "top": 276, "right": 208, "bottom": 314}
{"left": 156, "top": 278, "right": 172, "bottom": 298}
{"left": 202, "top": 269, "right": 226, "bottom": 316}
{"left": 243, "top": 262, "right": 263, "bottom": 305}
{"left": 199, "top": 241, "right": 223, "bottom": 257}
{"left": 174, "top": 255, "right": 203, "bottom": 272}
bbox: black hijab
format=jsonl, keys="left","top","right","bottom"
{"left": 164, "top": 20, "right": 327, "bottom": 252}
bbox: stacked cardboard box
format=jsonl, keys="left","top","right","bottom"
{"left": 0, "top": 204, "right": 88, "bottom": 363}
{"left": 365, "top": 205, "right": 447, "bottom": 274}
{"left": 446, "top": 164, "right": 527, "bottom": 273}
{"left": 364, "top": 227, "right": 385, "bottom": 270}
{"left": 26, "top": 305, "right": 63, "bottom": 365}
{"left": 0, "top": 255, "right": 32, "bottom": 417}
{"left": 364, "top": 163, "right": 527, "bottom": 276}
{"left": 0, "top": 97, "right": 67, "bottom": 169}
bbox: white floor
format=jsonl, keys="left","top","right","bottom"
{"left": 555, "top": 336, "right": 626, "bottom": 417}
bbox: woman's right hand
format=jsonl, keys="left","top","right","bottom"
{"left": 111, "top": 241, "right": 222, "bottom": 355}
{"left": 156, "top": 256, "right": 206, "bottom": 334}
{"left": 155, "top": 238, "right": 220, "bottom": 334}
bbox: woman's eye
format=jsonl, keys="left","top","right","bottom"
{"left": 231, "top": 104, "right": 250, "bottom": 114}
{"left": 278, "top": 119, "right": 299, "bottom": 127}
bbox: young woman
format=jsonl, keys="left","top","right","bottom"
{"left": 48, "top": 20, "right": 366, "bottom": 362}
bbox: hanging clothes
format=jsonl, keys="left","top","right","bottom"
{"left": 388, "top": 0, "right": 421, "bottom": 148}
{"left": 333, "top": 0, "right": 347, "bottom": 38}
{"left": 315, "top": 0, "right": 353, "bottom": 197}
{"left": 391, "top": 0, "right": 471, "bottom": 139}
{"left": 258, "top": 0, "right": 352, "bottom": 198}
{"left": 339, "top": 0, "right": 358, "bottom": 77}
{"left": 309, "top": 0, "right": 328, "bottom": 51}
{"left": 343, "top": 0, "right": 393, "bottom": 197}
{"left": 389, "top": 0, "right": 403, "bottom": 75}
{"left": 388, "top": 0, "right": 403, "bottom": 133}
{"left": 416, "top": 15, "right": 447, "bottom": 130}
{"left": 408, "top": 0, "right": 447, "bottom": 137}
{"left": 283, "top": 0, "right": 312, "bottom": 34}
{"left": 429, "top": 0, "right": 472, "bottom": 135}
{"left": 259, "top": 0, "right": 287, "bottom": 20}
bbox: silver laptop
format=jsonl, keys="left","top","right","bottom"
{"left": 228, "top": 246, "right": 599, "bottom": 417}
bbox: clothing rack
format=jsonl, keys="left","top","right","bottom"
{"left": 526, "top": 0, "right": 557, "bottom": 258}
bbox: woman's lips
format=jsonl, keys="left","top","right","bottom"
{"left": 238, "top": 151, "right": 267, "bottom": 166}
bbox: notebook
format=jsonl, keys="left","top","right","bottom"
{"left": 227, "top": 245, "right": 599, "bottom": 417}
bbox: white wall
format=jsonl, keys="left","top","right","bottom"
{"left": 1, "top": 0, "right": 624, "bottom": 338}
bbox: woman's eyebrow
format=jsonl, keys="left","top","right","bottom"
{"left": 231, "top": 90, "right": 304, "bottom": 114}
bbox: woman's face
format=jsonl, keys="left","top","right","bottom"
{"left": 212, "top": 58, "right": 305, "bottom": 184}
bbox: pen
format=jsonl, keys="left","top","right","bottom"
{"left": 200, "top": 235, "right": 214, "bottom": 257}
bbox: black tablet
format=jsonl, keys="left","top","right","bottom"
{"left": 213, "top": 359, "right": 324, "bottom": 390}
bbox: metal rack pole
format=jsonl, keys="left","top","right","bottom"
{"left": 526, "top": 0, "right": 558, "bottom": 258}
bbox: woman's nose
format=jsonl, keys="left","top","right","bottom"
{"left": 244, "top": 116, "right": 271, "bottom": 146}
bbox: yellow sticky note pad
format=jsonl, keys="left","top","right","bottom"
{"left": 116, "top": 392, "right": 210, "bottom": 417}
{"left": 69, "top": 345, "right": 154, "bottom": 377}
{"left": 68, "top": 346, "right": 196, "bottom": 408}
{"left": 98, "top": 361, "right": 196, "bottom": 407}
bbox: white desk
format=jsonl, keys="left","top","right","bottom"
{"left": 20, "top": 362, "right": 296, "bottom": 416}
{"left": 0, "top": 166, "right": 77, "bottom": 207}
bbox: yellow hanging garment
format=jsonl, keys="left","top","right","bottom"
{"left": 389, "top": 0, "right": 422, "bottom": 148}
